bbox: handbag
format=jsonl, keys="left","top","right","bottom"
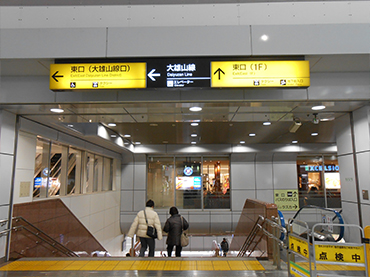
{"left": 180, "top": 216, "right": 189, "bottom": 247}
{"left": 144, "top": 210, "right": 157, "bottom": 239}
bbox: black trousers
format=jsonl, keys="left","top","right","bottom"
{"left": 139, "top": 237, "right": 155, "bottom": 257}
{"left": 167, "top": 244, "right": 182, "bottom": 257}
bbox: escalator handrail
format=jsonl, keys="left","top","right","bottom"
{"left": 292, "top": 205, "right": 344, "bottom": 242}
{"left": 277, "top": 210, "right": 286, "bottom": 241}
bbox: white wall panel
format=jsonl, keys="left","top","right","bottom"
{"left": 89, "top": 210, "right": 105, "bottom": 233}
{"left": 338, "top": 154, "right": 358, "bottom": 203}
{"left": 121, "top": 164, "right": 134, "bottom": 190}
{"left": 353, "top": 106, "right": 370, "bottom": 152}
{"left": 361, "top": 204, "right": 370, "bottom": 227}
{"left": 0, "top": 28, "right": 107, "bottom": 58}
{"left": 120, "top": 190, "right": 134, "bottom": 211}
{"left": 309, "top": 72, "right": 370, "bottom": 101}
{"left": 0, "top": 111, "right": 16, "bottom": 155}
{"left": 69, "top": 195, "right": 91, "bottom": 218}
{"left": 0, "top": 155, "right": 13, "bottom": 205}
{"left": 13, "top": 169, "right": 33, "bottom": 204}
{"left": 107, "top": 26, "right": 251, "bottom": 57}
{"left": 15, "top": 132, "right": 36, "bottom": 170}
{"left": 105, "top": 191, "right": 120, "bottom": 210}
{"left": 251, "top": 24, "right": 370, "bottom": 55}
{"left": 256, "top": 189, "right": 274, "bottom": 204}
{"left": 356, "top": 152, "right": 370, "bottom": 205}
{"left": 231, "top": 189, "right": 256, "bottom": 211}
{"left": 341, "top": 201, "right": 361, "bottom": 243}
{"left": 90, "top": 193, "right": 106, "bottom": 215}
{"left": 272, "top": 160, "right": 297, "bottom": 190}
{"left": 335, "top": 114, "right": 353, "bottom": 156}
{"left": 133, "top": 190, "right": 146, "bottom": 211}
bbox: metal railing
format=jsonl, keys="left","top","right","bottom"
{"left": 4, "top": 216, "right": 78, "bottom": 259}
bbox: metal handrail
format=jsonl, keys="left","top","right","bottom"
{"left": 12, "top": 216, "right": 78, "bottom": 257}
{"left": 292, "top": 205, "right": 344, "bottom": 242}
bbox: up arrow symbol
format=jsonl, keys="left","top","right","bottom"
{"left": 214, "top": 68, "right": 225, "bottom": 80}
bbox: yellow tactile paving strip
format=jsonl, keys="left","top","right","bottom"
{"left": 0, "top": 259, "right": 266, "bottom": 271}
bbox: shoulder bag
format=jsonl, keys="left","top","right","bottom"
{"left": 144, "top": 210, "right": 157, "bottom": 239}
{"left": 180, "top": 216, "right": 189, "bottom": 247}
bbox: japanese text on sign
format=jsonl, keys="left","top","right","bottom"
{"left": 315, "top": 244, "right": 365, "bottom": 264}
{"left": 50, "top": 63, "right": 146, "bottom": 90}
{"left": 289, "top": 235, "right": 310, "bottom": 259}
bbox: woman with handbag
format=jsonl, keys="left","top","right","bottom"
{"left": 163, "top": 206, "right": 189, "bottom": 257}
{"left": 126, "top": 199, "right": 162, "bottom": 257}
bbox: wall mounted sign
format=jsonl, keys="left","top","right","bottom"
{"left": 274, "top": 189, "right": 299, "bottom": 211}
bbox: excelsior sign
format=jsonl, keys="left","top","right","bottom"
{"left": 50, "top": 63, "right": 146, "bottom": 90}
{"left": 211, "top": 60, "right": 310, "bottom": 88}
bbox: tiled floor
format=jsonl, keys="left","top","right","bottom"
{"left": 0, "top": 258, "right": 366, "bottom": 277}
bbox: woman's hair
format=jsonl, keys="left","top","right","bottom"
{"left": 146, "top": 199, "right": 154, "bottom": 207}
{"left": 169, "top": 206, "right": 178, "bottom": 215}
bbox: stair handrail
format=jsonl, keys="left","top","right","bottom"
{"left": 12, "top": 216, "right": 79, "bottom": 257}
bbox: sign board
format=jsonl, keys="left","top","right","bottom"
{"left": 50, "top": 63, "right": 146, "bottom": 90}
{"left": 289, "top": 235, "right": 310, "bottom": 259}
{"left": 274, "top": 189, "right": 299, "bottom": 210}
{"left": 289, "top": 261, "right": 310, "bottom": 277}
{"left": 211, "top": 60, "right": 310, "bottom": 88}
{"left": 314, "top": 244, "right": 365, "bottom": 264}
{"left": 146, "top": 58, "right": 211, "bottom": 88}
{"left": 50, "top": 59, "right": 310, "bottom": 90}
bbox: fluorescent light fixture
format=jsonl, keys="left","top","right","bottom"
{"left": 189, "top": 106, "right": 202, "bottom": 112}
{"left": 311, "top": 132, "right": 319, "bottom": 136}
{"left": 124, "top": 134, "right": 131, "bottom": 138}
{"left": 110, "top": 134, "right": 117, "bottom": 138}
{"left": 240, "top": 141, "right": 246, "bottom": 144}
{"left": 249, "top": 133, "right": 256, "bottom": 137}
{"left": 191, "top": 122, "right": 199, "bottom": 126}
{"left": 292, "top": 140, "right": 298, "bottom": 144}
{"left": 50, "top": 108, "right": 64, "bottom": 113}
{"left": 67, "top": 124, "right": 74, "bottom": 128}
{"left": 191, "top": 141, "right": 197, "bottom": 144}
{"left": 135, "top": 142, "right": 141, "bottom": 145}
{"left": 312, "top": 105, "right": 326, "bottom": 110}
{"left": 108, "top": 123, "right": 116, "bottom": 127}
{"left": 263, "top": 121, "right": 271, "bottom": 126}
{"left": 191, "top": 134, "right": 198, "bottom": 137}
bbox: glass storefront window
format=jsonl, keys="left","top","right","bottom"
{"left": 147, "top": 155, "right": 231, "bottom": 210}
{"left": 175, "top": 157, "right": 202, "bottom": 209}
{"left": 33, "top": 137, "right": 115, "bottom": 199}
{"left": 297, "top": 155, "right": 341, "bottom": 208}
{"left": 202, "top": 157, "right": 230, "bottom": 209}
{"left": 147, "top": 157, "right": 175, "bottom": 208}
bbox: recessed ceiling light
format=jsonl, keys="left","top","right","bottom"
{"left": 67, "top": 124, "right": 74, "bottom": 128}
{"left": 191, "top": 122, "right": 199, "bottom": 126}
{"left": 311, "top": 132, "right": 319, "bottom": 136}
{"left": 135, "top": 142, "right": 141, "bottom": 145}
{"left": 261, "top": 34, "right": 269, "bottom": 41}
{"left": 124, "top": 134, "right": 131, "bottom": 138}
{"left": 292, "top": 140, "right": 298, "bottom": 144}
{"left": 240, "top": 141, "right": 246, "bottom": 144}
{"left": 108, "top": 123, "right": 116, "bottom": 127}
{"left": 249, "top": 133, "right": 256, "bottom": 137}
{"left": 89, "top": 119, "right": 92, "bottom": 122}
{"left": 263, "top": 121, "right": 271, "bottom": 126}
{"left": 191, "top": 134, "right": 198, "bottom": 137}
{"left": 191, "top": 141, "right": 197, "bottom": 144}
{"left": 189, "top": 106, "right": 202, "bottom": 112}
{"left": 111, "top": 134, "right": 117, "bottom": 138}
{"left": 150, "top": 123, "right": 158, "bottom": 127}
{"left": 50, "top": 108, "right": 64, "bottom": 113}
{"left": 312, "top": 105, "right": 326, "bottom": 110}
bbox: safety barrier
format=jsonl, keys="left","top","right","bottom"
{"left": 288, "top": 218, "right": 369, "bottom": 277}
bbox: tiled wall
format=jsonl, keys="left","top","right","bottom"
{"left": 10, "top": 199, "right": 105, "bottom": 259}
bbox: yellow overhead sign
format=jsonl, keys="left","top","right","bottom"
{"left": 211, "top": 60, "right": 310, "bottom": 88}
{"left": 50, "top": 63, "right": 146, "bottom": 90}
{"left": 315, "top": 244, "right": 366, "bottom": 264}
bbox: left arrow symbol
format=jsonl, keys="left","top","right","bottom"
{"left": 52, "top": 71, "right": 64, "bottom": 82}
{"left": 148, "top": 69, "right": 161, "bottom": 81}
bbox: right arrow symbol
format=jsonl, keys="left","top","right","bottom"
{"left": 214, "top": 68, "right": 225, "bottom": 80}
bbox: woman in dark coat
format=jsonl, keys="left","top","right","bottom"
{"left": 163, "top": 206, "right": 189, "bottom": 257}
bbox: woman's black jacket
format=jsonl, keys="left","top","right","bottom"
{"left": 163, "top": 214, "right": 189, "bottom": 246}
